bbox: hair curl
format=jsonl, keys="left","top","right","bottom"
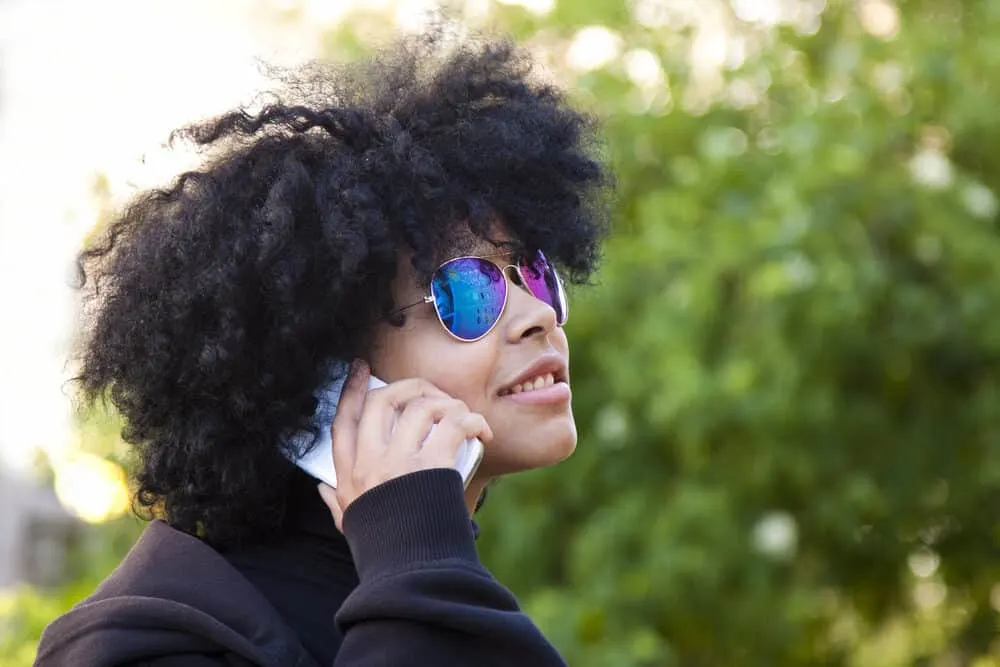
{"left": 74, "top": 27, "right": 613, "bottom": 546}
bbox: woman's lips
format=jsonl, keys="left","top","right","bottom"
{"left": 500, "top": 381, "right": 571, "bottom": 405}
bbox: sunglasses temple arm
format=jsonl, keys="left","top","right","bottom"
{"left": 395, "top": 294, "right": 435, "bottom": 315}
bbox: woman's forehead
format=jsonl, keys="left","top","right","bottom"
{"left": 454, "top": 217, "right": 525, "bottom": 252}
{"left": 400, "top": 234, "right": 518, "bottom": 284}
{"left": 448, "top": 238, "right": 518, "bottom": 259}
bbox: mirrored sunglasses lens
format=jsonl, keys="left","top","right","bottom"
{"left": 520, "top": 251, "right": 567, "bottom": 324}
{"left": 431, "top": 258, "right": 507, "bottom": 340}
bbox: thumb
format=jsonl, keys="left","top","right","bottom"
{"left": 317, "top": 483, "right": 344, "bottom": 533}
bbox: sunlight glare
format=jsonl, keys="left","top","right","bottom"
{"left": 624, "top": 49, "right": 665, "bottom": 88}
{"left": 52, "top": 452, "right": 130, "bottom": 524}
{"left": 859, "top": 0, "right": 900, "bottom": 40}
{"left": 565, "top": 26, "right": 623, "bottom": 73}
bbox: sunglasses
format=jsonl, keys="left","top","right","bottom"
{"left": 396, "top": 250, "right": 569, "bottom": 342}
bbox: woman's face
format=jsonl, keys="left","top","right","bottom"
{"left": 369, "top": 236, "right": 576, "bottom": 480}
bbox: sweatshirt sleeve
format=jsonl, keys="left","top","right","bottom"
{"left": 332, "top": 469, "right": 567, "bottom": 667}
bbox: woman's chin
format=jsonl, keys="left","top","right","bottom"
{"left": 479, "top": 420, "right": 578, "bottom": 476}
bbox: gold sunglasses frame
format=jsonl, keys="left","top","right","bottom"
{"left": 395, "top": 252, "right": 569, "bottom": 343}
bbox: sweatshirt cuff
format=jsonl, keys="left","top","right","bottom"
{"left": 341, "top": 468, "right": 479, "bottom": 582}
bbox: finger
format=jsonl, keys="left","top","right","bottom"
{"left": 331, "top": 359, "right": 370, "bottom": 488}
{"left": 391, "top": 397, "right": 470, "bottom": 453}
{"left": 317, "top": 483, "right": 344, "bottom": 532}
{"left": 377, "top": 378, "right": 452, "bottom": 437}
{"left": 420, "top": 411, "right": 492, "bottom": 463}
{"left": 354, "top": 378, "right": 449, "bottom": 469}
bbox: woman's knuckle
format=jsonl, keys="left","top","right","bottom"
{"left": 409, "top": 396, "right": 436, "bottom": 415}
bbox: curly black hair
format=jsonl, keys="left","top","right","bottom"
{"left": 74, "top": 27, "right": 613, "bottom": 546}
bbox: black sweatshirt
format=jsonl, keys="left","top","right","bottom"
{"left": 33, "top": 468, "right": 567, "bottom": 666}
{"left": 218, "top": 466, "right": 363, "bottom": 664}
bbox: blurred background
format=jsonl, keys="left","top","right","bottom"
{"left": 2, "top": 0, "right": 1000, "bottom": 665}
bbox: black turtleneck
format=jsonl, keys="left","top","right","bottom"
{"left": 220, "top": 468, "right": 358, "bottom": 665}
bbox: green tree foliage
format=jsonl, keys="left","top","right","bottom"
{"left": 473, "top": 0, "right": 1000, "bottom": 664}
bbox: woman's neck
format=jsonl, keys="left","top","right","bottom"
{"left": 464, "top": 477, "right": 491, "bottom": 516}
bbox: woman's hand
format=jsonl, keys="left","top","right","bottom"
{"left": 317, "top": 359, "right": 493, "bottom": 531}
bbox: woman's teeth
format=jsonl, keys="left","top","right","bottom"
{"left": 502, "top": 373, "right": 556, "bottom": 396}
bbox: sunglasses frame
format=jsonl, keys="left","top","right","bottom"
{"left": 396, "top": 251, "right": 569, "bottom": 343}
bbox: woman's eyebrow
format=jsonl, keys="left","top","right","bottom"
{"left": 437, "top": 233, "right": 523, "bottom": 262}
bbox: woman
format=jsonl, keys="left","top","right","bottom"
{"left": 35, "top": 27, "right": 611, "bottom": 666}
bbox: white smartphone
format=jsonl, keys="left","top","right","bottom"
{"left": 286, "top": 362, "right": 485, "bottom": 489}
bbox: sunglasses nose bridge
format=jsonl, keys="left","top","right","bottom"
{"left": 500, "top": 264, "right": 530, "bottom": 292}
